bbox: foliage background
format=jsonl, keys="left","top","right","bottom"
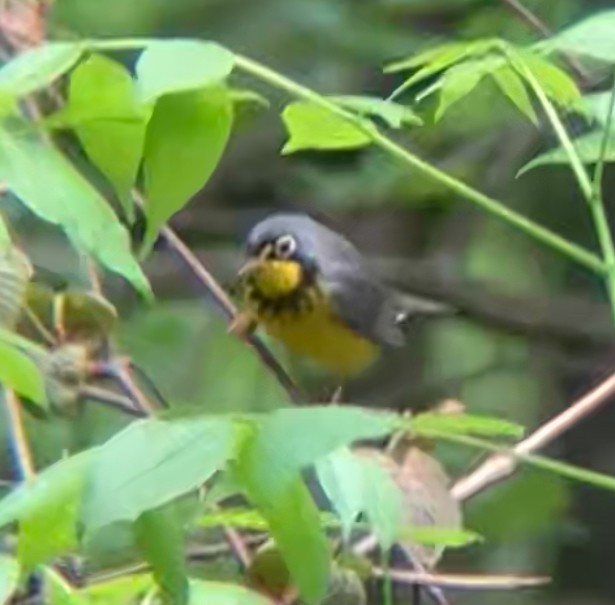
{"left": 1, "top": 0, "right": 615, "bottom": 604}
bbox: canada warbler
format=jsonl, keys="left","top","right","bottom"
{"left": 234, "top": 213, "right": 447, "bottom": 376}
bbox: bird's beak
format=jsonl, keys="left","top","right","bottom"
{"left": 237, "top": 257, "right": 262, "bottom": 278}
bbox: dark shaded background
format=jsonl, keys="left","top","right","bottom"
{"left": 4, "top": 0, "right": 615, "bottom": 603}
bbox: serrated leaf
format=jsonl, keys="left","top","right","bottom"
{"left": 142, "top": 88, "right": 232, "bottom": 252}
{"left": 511, "top": 50, "right": 581, "bottom": 108}
{"left": 330, "top": 96, "right": 422, "bottom": 128}
{"left": 411, "top": 412, "right": 524, "bottom": 438}
{"left": 136, "top": 40, "right": 235, "bottom": 102}
{"left": 0, "top": 42, "right": 82, "bottom": 98}
{"left": 0, "top": 341, "right": 46, "bottom": 405}
{"left": 0, "top": 450, "right": 94, "bottom": 529}
{"left": 518, "top": 128, "right": 615, "bottom": 174}
{"left": 81, "top": 415, "right": 236, "bottom": 532}
{"left": 0, "top": 555, "right": 19, "bottom": 604}
{"left": 491, "top": 65, "right": 537, "bottom": 124}
{"left": 0, "top": 118, "right": 151, "bottom": 297}
{"left": 134, "top": 505, "right": 188, "bottom": 605}
{"left": 188, "top": 580, "right": 271, "bottom": 605}
{"left": 549, "top": 10, "right": 615, "bottom": 63}
{"left": 59, "top": 54, "right": 149, "bottom": 217}
{"left": 281, "top": 102, "right": 373, "bottom": 154}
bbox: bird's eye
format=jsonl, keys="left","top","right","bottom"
{"left": 274, "top": 234, "right": 297, "bottom": 259}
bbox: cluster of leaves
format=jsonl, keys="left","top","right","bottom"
{"left": 0, "top": 6, "right": 612, "bottom": 605}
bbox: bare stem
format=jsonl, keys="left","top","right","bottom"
{"left": 452, "top": 369, "right": 615, "bottom": 500}
{"left": 4, "top": 389, "right": 35, "bottom": 480}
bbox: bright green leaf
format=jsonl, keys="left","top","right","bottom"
{"left": 59, "top": 54, "right": 149, "bottom": 217}
{"left": 411, "top": 412, "right": 524, "bottom": 438}
{"left": 400, "top": 526, "right": 482, "bottom": 547}
{"left": 0, "top": 450, "right": 94, "bottom": 529}
{"left": 584, "top": 91, "right": 615, "bottom": 124}
{"left": 81, "top": 415, "right": 235, "bottom": 531}
{"left": 199, "top": 507, "right": 271, "bottom": 531}
{"left": 134, "top": 505, "right": 188, "bottom": 605}
{"left": 0, "top": 341, "right": 46, "bottom": 405}
{"left": 188, "top": 580, "right": 271, "bottom": 605}
{"left": 491, "top": 65, "right": 537, "bottom": 124}
{"left": 0, "top": 42, "right": 82, "bottom": 98}
{"left": 80, "top": 574, "right": 153, "bottom": 605}
{"left": 142, "top": 89, "right": 233, "bottom": 252}
{"left": 331, "top": 96, "right": 422, "bottom": 128}
{"left": 44, "top": 567, "right": 87, "bottom": 605}
{"left": 0, "top": 118, "right": 150, "bottom": 296}
{"left": 136, "top": 40, "right": 235, "bottom": 101}
{"left": 0, "top": 555, "right": 19, "bottom": 604}
{"left": 281, "top": 102, "right": 373, "bottom": 154}
{"left": 518, "top": 129, "right": 615, "bottom": 174}
{"left": 549, "top": 10, "right": 615, "bottom": 63}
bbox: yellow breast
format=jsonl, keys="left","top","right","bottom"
{"left": 244, "top": 286, "right": 378, "bottom": 377}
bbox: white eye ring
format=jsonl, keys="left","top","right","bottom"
{"left": 274, "top": 234, "right": 297, "bottom": 259}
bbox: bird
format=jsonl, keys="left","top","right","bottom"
{"left": 232, "top": 213, "right": 450, "bottom": 377}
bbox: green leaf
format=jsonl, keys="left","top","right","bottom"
{"left": 512, "top": 50, "right": 581, "bottom": 108}
{"left": 0, "top": 328, "right": 47, "bottom": 356}
{"left": 0, "top": 341, "right": 46, "bottom": 405}
{"left": 316, "top": 447, "right": 403, "bottom": 548}
{"left": 134, "top": 505, "right": 188, "bottom": 605}
{"left": 0, "top": 450, "right": 94, "bottom": 529}
{"left": 0, "top": 118, "right": 150, "bottom": 297}
{"left": 0, "top": 246, "right": 32, "bottom": 329}
{"left": 435, "top": 56, "right": 503, "bottom": 120}
{"left": 234, "top": 407, "right": 395, "bottom": 604}
{"left": 81, "top": 415, "right": 236, "bottom": 532}
{"left": 0, "top": 43, "right": 83, "bottom": 98}
{"left": 199, "top": 506, "right": 271, "bottom": 531}
{"left": 411, "top": 412, "right": 524, "bottom": 438}
{"left": 400, "top": 526, "right": 482, "bottom": 547}
{"left": 136, "top": 40, "right": 235, "bottom": 101}
{"left": 549, "top": 10, "right": 615, "bottom": 63}
{"left": 142, "top": 89, "right": 233, "bottom": 251}
{"left": 518, "top": 129, "right": 615, "bottom": 174}
{"left": 188, "top": 580, "right": 271, "bottom": 605}
{"left": 80, "top": 574, "right": 153, "bottom": 605}
{"left": 0, "top": 555, "right": 19, "bottom": 604}
{"left": 281, "top": 102, "right": 373, "bottom": 154}
{"left": 491, "top": 65, "right": 537, "bottom": 124}
{"left": 584, "top": 91, "right": 615, "bottom": 124}
{"left": 330, "top": 96, "right": 422, "bottom": 128}
{"left": 44, "top": 567, "right": 87, "bottom": 605}
{"left": 59, "top": 54, "right": 149, "bottom": 217}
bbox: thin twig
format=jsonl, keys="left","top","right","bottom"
{"left": 372, "top": 566, "right": 549, "bottom": 590}
{"left": 499, "top": 0, "right": 591, "bottom": 86}
{"left": 102, "top": 360, "right": 157, "bottom": 415}
{"left": 451, "top": 369, "right": 615, "bottom": 501}
{"left": 4, "top": 389, "right": 35, "bottom": 480}
{"left": 79, "top": 385, "right": 147, "bottom": 418}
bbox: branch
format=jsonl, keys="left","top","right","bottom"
{"left": 3, "top": 389, "right": 35, "bottom": 480}
{"left": 451, "top": 369, "right": 615, "bottom": 501}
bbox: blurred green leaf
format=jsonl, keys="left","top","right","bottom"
{"left": 142, "top": 89, "right": 233, "bottom": 251}
{"left": 0, "top": 118, "right": 150, "bottom": 296}
{"left": 281, "top": 102, "right": 373, "bottom": 154}
{"left": 199, "top": 506, "right": 271, "bottom": 531}
{"left": 0, "top": 42, "right": 82, "bottom": 99}
{"left": 0, "top": 341, "right": 46, "bottom": 405}
{"left": 134, "top": 505, "right": 188, "bottom": 605}
{"left": 82, "top": 415, "right": 235, "bottom": 531}
{"left": 548, "top": 10, "right": 615, "bottom": 63}
{"left": 56, "top": 54, "right": 149, "bottom": 218}
{"left": 44, "top": 567, "right": 87, "bottom": 605}
{"left": 519, "top": 129, "right": 615, "bottom": 174}
{"left": 316, "top": 447, "right": 403, "bottom": 548}
{"left": 136, "top": 40, "right": 235, "bottom": 101}
{"left": 331, "top": 96, "right": 422, "bottom": 128}
{"left": 188, "top": 580, "right": 270, "bottom": 605}
{"left": 411, "top": 412, "right": 524, "bottom": 438}
{"left": 0, "top": 555, "right": 19, "bottom": 604}
{"left": 0, "top": 247, "right": 32, "bottom": 328}
{"left": 401, "top": 526, "right": 482, "bottom": 547}
{"left": 491, "top": 65, "right": 537, "bottom": 124}
{"left": 234, "top": 407, "right": 395, "bottom": 603}
{"left": 80, "top": 574, "right": 153, "bottom": 605}
{"left": 0, "top": 450, "right": 93, "bottom": 528}
{"left": 584, "top": 91, "right": 615, "bottom": 124}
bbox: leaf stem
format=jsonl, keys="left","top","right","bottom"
{"left": 521, "top": 63, "right": 615, "bottom": 325}
{"left": 233, "top": 54, "right": 604, "bottom": 274}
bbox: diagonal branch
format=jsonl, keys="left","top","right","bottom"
{"left": 451, "top": 369, "right": 615, "bottom": 501}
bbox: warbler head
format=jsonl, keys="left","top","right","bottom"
{"left": 239, "top": 214, "right": 321, "bottom": 299}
